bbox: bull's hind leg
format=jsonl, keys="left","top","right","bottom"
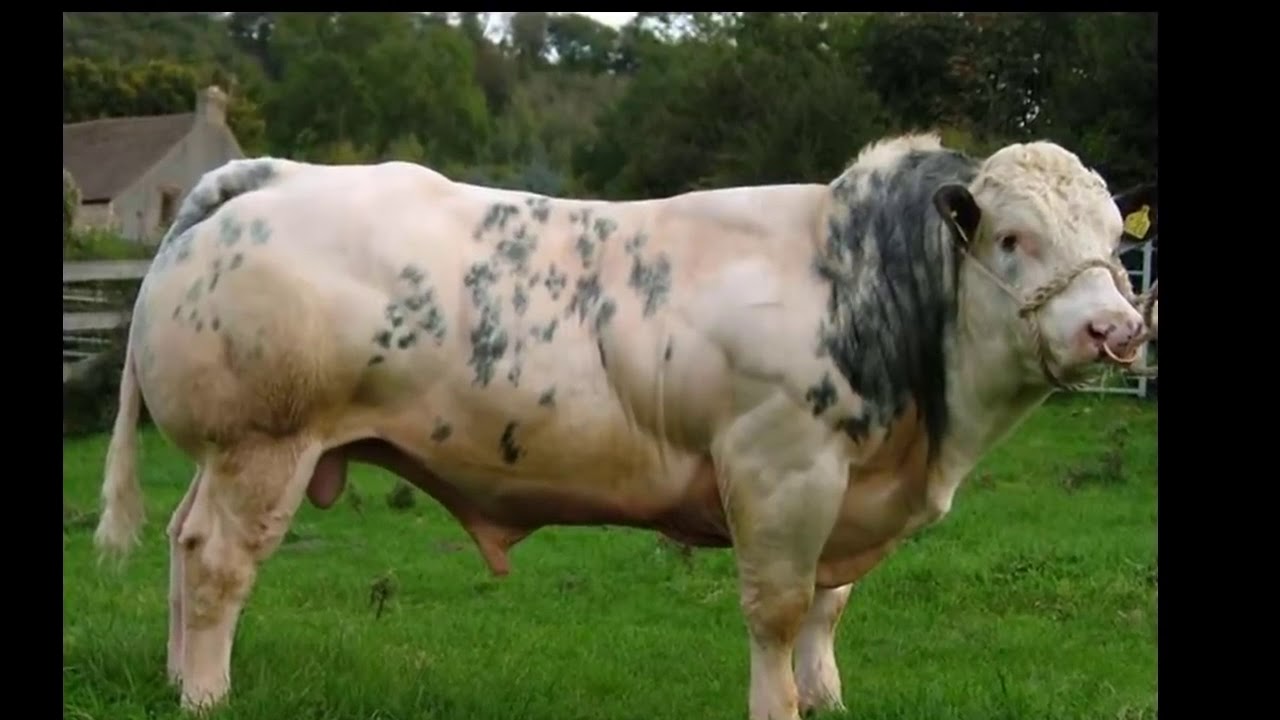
{"left": 715, "top": 403, "right": 848, "bottom": 720}
{"left": 167, "top": 468, "right": 203, "bottom": 686}
{"left": 794, "top": 584, "right": 852, "bottom": 714}
{"left": 175, "top": 436, "right": 323, "bottom": 711}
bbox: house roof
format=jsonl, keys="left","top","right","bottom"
{"left": 63, "top": 113, "right": 195, "bottom": 202}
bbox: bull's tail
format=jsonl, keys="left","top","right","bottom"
{"left": 159, "top": 157, "right": 300, "bottom": 247}
{"left": 93, "top": 339, "right": 145, "bottom": 561}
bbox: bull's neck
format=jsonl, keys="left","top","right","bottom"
{"left": 936, "top": 276, "right": 1056, "bottom": 480}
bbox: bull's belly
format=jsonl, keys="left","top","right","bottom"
{"left": 306, "top": 426, "right": 730, "bottom": 576}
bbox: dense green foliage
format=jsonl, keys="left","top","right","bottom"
{"left": 63, "top": 12, "right": 1157, "bottom": 196}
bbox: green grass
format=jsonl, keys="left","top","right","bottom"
{"left": 63, "top": 393, "right": 1158, "bottom": 720}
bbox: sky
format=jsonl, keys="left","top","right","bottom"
{"left": 210, "top": 11, "right": 640, "bottom": 31}
{"left": 480, "top": 11, "right": 639, "bottom": 42}
{"left": 569, "top": 12, "right": 637, "bottom": 28}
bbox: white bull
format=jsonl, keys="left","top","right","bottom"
{"left": 94, "top": 132, "right": 1158, "bottom": 719}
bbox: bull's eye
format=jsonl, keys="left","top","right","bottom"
{"left": 999, "top": 233, "right": 1018, "bottom": 252}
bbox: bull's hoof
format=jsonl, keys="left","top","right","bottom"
{"left": 180, "top": 679, "right": 230, "bottom": 715}
{"left": 799, "top": 697, "right": 847, "bottom": 717}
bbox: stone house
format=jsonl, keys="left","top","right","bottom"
{"left": 63, "top": 85, "right": 245, "bottom": 244}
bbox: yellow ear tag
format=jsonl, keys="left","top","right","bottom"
{"left": 1124, "top": 204, "right": 1151, "bottom": 238}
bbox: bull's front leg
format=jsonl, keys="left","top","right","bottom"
{"left": 793, "top": 542, "right": 896, "bottom": 714}
{"left": 715, "top": 402, "right": 849, "bottom": 720}
{"left": 794, "top": 584, "right": 853, "bottom": 714}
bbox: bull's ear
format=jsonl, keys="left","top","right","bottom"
{"left": 933, "top": 183, "right": 981, "bottom": 250}
{"left": 1113, "top": 182, "right": 1158, "bottom": 256}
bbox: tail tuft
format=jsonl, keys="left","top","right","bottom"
{"left": 93, "top": 342, "right": 145, "bottom": 563}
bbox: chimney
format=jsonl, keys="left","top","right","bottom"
{"left": 195, "top": 85, "right": 228, "bottom": 126}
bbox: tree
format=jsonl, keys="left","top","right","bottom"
{"left": 1040, "top": 13, "right": 1158, "bottom": 189}
{"left": 546, "top": 14, "right": 619, "bottom": 74}
{"left": 265, "top": 12, "right": 490, "bottom": 163}
{"left": 226, "top": 12, "right": 279, "bottom": 80}
{"left": 577, "top": 13, "right": 890, "bottom": 197}
{"left": 508, "top": 12, "right": 550, "bottom": 68}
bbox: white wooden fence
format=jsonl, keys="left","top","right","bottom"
{"left": 63, "top": 259, "right": 148, "bottom": 383}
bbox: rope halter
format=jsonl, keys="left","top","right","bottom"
{"left": 950, "top": 228, "right": 1159, "bottom": 392}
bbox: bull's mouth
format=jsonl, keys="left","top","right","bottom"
{"left": 1100, "top": 343, "right": 1142, "bottom": 367}
{"left": 1045, "top": 340, "right": 1138, "bottom": 388}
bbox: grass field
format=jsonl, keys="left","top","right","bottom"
{"left": 63, "top": 393, "right": 1158, "bottom": 720}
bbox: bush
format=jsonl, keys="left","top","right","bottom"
{"left": 64, "top": 227, "right": 155, "bottom": 261}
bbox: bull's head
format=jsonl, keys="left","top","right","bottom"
{"left": 932, "top": 142, "right": 1158, "bottom": 389}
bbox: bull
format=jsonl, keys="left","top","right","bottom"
{"left": 93, "top": 132, "right": 1158, "bottom": 719}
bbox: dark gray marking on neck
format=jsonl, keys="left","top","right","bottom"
{"left": 817, "top": 147, "right": 979, "bottom": 458}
